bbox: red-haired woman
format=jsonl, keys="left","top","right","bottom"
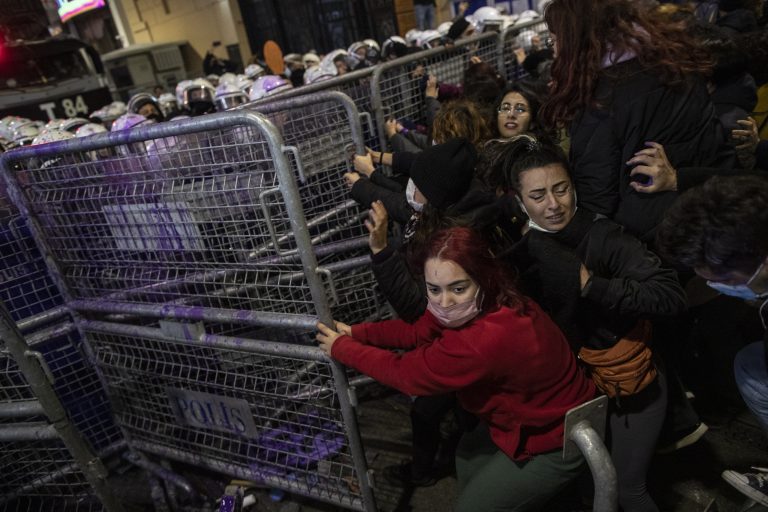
{"left": 540, "top": 0, "right": 732, "bottom": 240}
{"left": 316, "top": 227, "right": 595, "bottom": 511}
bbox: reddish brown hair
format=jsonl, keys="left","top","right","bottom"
{"left": 540, "top": 0, "right": 712, "bottom": 127}
{"left": 417, "top": 227, "right": 526, "bottom": 313}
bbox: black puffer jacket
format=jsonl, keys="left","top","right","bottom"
{"left": 569, "top": 59, "right": 733, "bottom": 240}
{"left": 510, "top": 208, "right": 687, "bottom": 351}
{"left": 371, "top": 179, "right": 500, "bottom": 322}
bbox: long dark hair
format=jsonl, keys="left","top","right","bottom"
{"left": 480, "top": 134, "right": 569, "bottom": 192}
{"left": 540, "top": 0, "right": 712, "bottom": 127}
{"left": 417, "top": 227, "right": 525, "bottom": 312}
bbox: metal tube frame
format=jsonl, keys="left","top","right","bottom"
{"left": 1, "top": 111, "right": 378, "bottom": 511}
{"left": 0, "top": 302, "right": 124, "bottom": 511}
{"left": 245, "top": 90, "right": 368, "bottom": 157}
{"left": 569, "top": 421, "right": 619, "bottom": 511}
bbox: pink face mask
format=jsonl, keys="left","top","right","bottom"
{"left": 427, "top": 288, "right": 483, "bottom": 328}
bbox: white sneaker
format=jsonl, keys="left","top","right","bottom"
{"left": 722, "top": 467, "right": 768, "bottom": 506}
{"left": 657, "top": 422, "right": 709, "bottom": 454}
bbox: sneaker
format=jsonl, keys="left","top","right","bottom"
{"left": 382, "top": 461, "right": 437, "bottom": 488}
{"left": 722, "top": 468, "right": 768, "bottom": 506}
{"left": 657, "top": 422, "right": 709, "bottom": 454}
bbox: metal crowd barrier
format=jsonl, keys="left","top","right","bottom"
{"left": 0, "top": 304, "right": 122, "bottom": 512}
{"left": 0, "top": 177, "right": 123, "bottom": 510}
{"left": 243, "top": 21, "right": 551, "bottom": 153}
{"left": 370, "top": 31, "right": 502, "bottom": 151}
{"left": 247, "top": 67, "right": 380, "bottom": 150}
{"left": 1, "top": 111, "right": 378, "bottom": 511}
{"left": 244, "top": 91, "right": 390, "bottom": 326}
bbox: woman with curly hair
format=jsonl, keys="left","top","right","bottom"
{"left": 540, "top": 0, "right": 733, "bottom": 240}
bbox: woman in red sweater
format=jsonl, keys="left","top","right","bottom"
{"left": 316, "top": 227, "right": 595, "bottom": 511}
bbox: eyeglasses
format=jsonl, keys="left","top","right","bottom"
{"left": 497, "top": 104, "right": 529, "bottom": 115}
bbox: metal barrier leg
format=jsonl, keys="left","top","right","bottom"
{"left": 123, "top": 450, "right": 197, "bottom": 498}
{"left": 563, "top": 395, "right": 618, "bottom": 512}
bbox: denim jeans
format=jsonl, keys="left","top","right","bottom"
{"left": 734, "top": 341, "right": 768, "bottom": 434}
{"left": 414, "top": 4, "right": 435, "bottom": 30}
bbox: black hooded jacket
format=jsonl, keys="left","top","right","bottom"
{"left": 569, "top": 59, "right": 733, "bottom": 241}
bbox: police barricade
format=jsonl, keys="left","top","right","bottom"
{"left": 1, "top": 111, "right": 378, "bottom": 511}
{"left": 498, "top": 17, "right": 550, "bottom": 83}
{"left": 0, "top": 180, "right": 123, "bottom": 510}
{"left": 370, "top": 31, "right": 502, "bottom": 152}
{"left": 0, "top": 305, "right": 122, "bottom": 512}
{"left": 248, "top": 67, "right": 380, "bottom": 150}
{"left": 243, "top": 91, "right": 389, "bottom": 326}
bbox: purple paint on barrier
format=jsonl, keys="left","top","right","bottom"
{"left": 243, "top": 410, "right": 345, "bottom": 478}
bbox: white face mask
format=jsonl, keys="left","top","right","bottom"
{"left": 427, "top": 288, "right": 483, "bottom": 328}
{"left": 515, "top": 196, "right": 557, "bottom": 233}
{"left": 707, "top": 261, "right": 768, "bottom": 301}
{"left": 406, "top": 178, "right": 424, "bottom": 212}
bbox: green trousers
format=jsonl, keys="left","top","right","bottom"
{"left": 455, "top": 423, "right": 585, "bottom": 512}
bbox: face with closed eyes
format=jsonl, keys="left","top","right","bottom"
{"left": 517, "top": 163, "right": 576, "bottom": 231}
{"left": 424, "top": 257, "right": 480, "bottom": 308}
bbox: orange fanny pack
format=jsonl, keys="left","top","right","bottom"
{"left": 578, "top": 320, "right": 656, "bottom": 398}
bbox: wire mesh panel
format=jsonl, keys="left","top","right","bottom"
{"left": 0, "top": 215, "right": 63, "bottom": 325}
{"left": 0, "top": 446, "right": 104, "bottom": 511}
{"left": 247, "top": 68, "right": 380, "bottom": 150}
{"left": 0, "top": 179, "right": 121, "bottom": 510}
{"left": 2, "top": 112, "right": 378, "bottom": 511}
{"left": 0, "top": 164, "right": 121, "bottom": 451}
{"left": 246, "top": 92, "right": 367, "bottom": 248}
{"left": 0, "top": 315, "right": 114, "bottom": 511}
{"left": 370, "top": 32, "right": 501, "bottom": 151}
{"left": 81, "top": 319, "right": 370, "bottom": 511}
{"left": 244, "top": 92, "right": 389, "bottom": 325}
{"left": 0, "top": 435, "right": 105, "bottom": 512}
{"left": 0, "top": 113, "right": 334, "bottom": 313}
{"left": 499, "top": 18, "right": 550, "bottom": 83}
